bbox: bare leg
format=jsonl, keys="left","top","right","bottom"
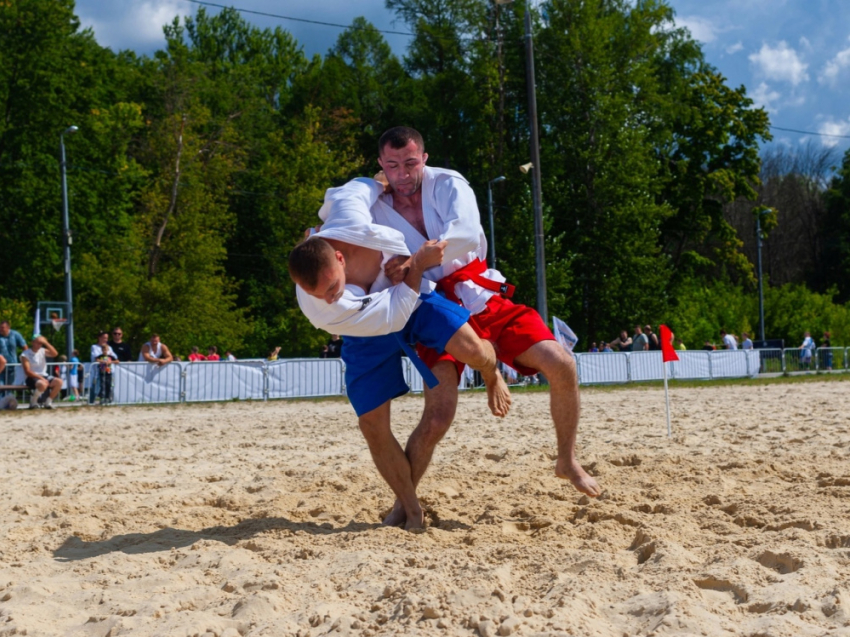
{"left": 358, "top": 400, "right": 425, "bottom": 530}
{"left": 383, "top": 361, "right": 459, "bottom": 528}
{"left": 444, "top": 324, "right": 511, "bottom": 417}
{"left": 514, "top": 341, "right": 601, "bottom": 497}
{"left": 48, "top": 378, "right": 62, "bottom": 399}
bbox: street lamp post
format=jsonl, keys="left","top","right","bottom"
{"left": 756, "top": 208, "right": 766, "bottom": 342}
{"left": 487, "top": 176, "right": 506, "bottom": 268}
{"left": 60, "top": 125, "right": 78, "bottom": 360}
{"left": 496, "top": 0, "right": 547, "bottom": 324}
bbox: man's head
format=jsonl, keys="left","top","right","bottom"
{"left": 289, "top": 237, "right": 346, "bottom": 304}
{"left": 208, "top": 346, "right": 217, "bottom": 354}
{"left": 150, "top": 334, "right": 161, "bottom": 347}
{"left": 644, "top": 325, "right": 653, "bottom": 334}
{"left": 634, "top": 325, "right": 643, "bottom": 335}
{"left": 377, "top": 126, "right": 428, "bottom": 198}
{"left": 111, "top": 327, "right": 124, "bottom": 342}
{"left": 742, "top": 332, "right": 749, "bottom": 339}
{"left": 720, "top": 329, "right": 727, "bottom": 336}
{"left": 0, "top": 321, "right": 10, "bottom": 337}
{"left": 30, "top": 336, "right": 43, "bottom": 351}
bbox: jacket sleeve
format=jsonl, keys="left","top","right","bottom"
{"left": 296, "top": 282, "right": 420, "bottom": 337}
{"left": 432, "top": 174, "right": 486, "bottom": 263}
{"left": 319, "top": 178, "right": 384, "bottom": 228}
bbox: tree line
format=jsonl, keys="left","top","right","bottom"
{"left": 1, "top": 0, "right": 849, "bottom": 359}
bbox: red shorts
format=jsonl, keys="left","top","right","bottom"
{"left": 416, "top": 295, "right": 555, "bottom": 378}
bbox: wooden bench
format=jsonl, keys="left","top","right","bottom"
{"left": 0, "top": 384, "right": 27, "bottom": 393}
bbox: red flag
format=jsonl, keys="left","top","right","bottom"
{"left": 660, "top": 324, "right": 679, "bottom": 362}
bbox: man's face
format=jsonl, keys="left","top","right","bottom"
{"left": 301, "top": 253, "right": 346, "bottom": 304}
{"left": 0, "top": 323, "right": 9, "bottom": 337}
{"left": 378, "top": 140, "right": 428, "bottom": 198}
{"left": 634, "top": 326, "right": 642, "bottom": 335}
{"left": 30, "top": 339, "right": 42, "bottom": 351}
{"left": 151, "top": 335, "right": 160, "bottom": 347}
{"left": 112, "top": 329, "right": 123, "bottom": 342}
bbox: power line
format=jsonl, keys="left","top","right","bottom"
{"left": 180, "top": 0, "right": 415, "bottom": 37}
{"left": 771, "top": 125, "right": 850, "bottom": 140}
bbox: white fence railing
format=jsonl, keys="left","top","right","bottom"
{"left": 0, "top": 347, "right": 846, "bottom": 406}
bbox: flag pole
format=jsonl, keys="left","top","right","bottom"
{"left": 663, "top": 360, "right": 672, "bottom": 438}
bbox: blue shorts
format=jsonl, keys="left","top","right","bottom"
{"left": 342, "top": 292, "right": 470, "bottom": 416}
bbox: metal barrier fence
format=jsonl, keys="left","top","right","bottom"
{"left": 0, "top": 347, "right": 847, "bottom": 407}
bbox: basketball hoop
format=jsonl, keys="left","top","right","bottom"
{"left": 51, "top": 318, "right": 68, "bottom": 331}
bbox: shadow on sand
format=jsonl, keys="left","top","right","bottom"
{"left": 53, "top": 516, "right": 382, "bottom": 562}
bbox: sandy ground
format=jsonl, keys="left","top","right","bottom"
{"left": 1, "top": 379, "right": 850, "bottom": 637}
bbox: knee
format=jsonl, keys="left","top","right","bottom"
{"left": 541, "top": 350, "right": 577, "bottom": 386}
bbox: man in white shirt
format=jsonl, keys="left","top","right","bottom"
{"left": 20, "top": 336, "right": 62, "bottom": 409}
{"left": 720, "top": 329, "right": 738, "bottom": 350}
{"left": 139, "top": 334, "right": 174, "bottom": 366}
{"left": 290, "top": 232, "right": 511, "bottom": 529}
{"left": 315, "top": 126, "right": 600, "bottom": 528}
{"left": 741, "top": 332, "right": 754, "bottom": 350}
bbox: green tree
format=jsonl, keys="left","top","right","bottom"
{"left": 822, "top": 148, "right": 850, "bottom": 303}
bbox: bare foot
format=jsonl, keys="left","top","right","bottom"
{"left": 404, "top": 509, "right": 425, "bottom": 531}
{"left": 481, "top": 370, "right": 512, "bottom": 417}
{"left": 555, "top": 457, "right": 601, "bottom": 497}
{"left": 382, "top": 501, "right": 406, "bottom": 528}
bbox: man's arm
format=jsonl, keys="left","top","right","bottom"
{"left": 39, "top": 337, "right": 58, "bottom": 358}
{"left": 141, "top": 344, "right": 158, "bottom": 363}
{"left": 21, "top": 356, "right": 37, "bottom": 379}
{"left": 158, "top": 345, "right": 174, "bottom": 365}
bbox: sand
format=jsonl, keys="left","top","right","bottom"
{"left": 1, "top": 379, "right": 849, "bottom": 637}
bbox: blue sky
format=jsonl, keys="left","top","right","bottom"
{"left": 74, "top": 0, "right": 850, "bottom": 156}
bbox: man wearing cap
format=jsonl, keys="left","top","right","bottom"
{"left": 20, "top": 336, "right": 62, "bottom": 409}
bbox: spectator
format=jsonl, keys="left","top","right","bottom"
{"left": 326, "top": 334, "right": 343, "bottom": 358}
{"left": 675, "top": 338, "right": 687, "bottom": 351}
{"left": 0, "top": 320, "right": 27, "bottom": 384}
{"left": 631, "top": 325, "right": 649, "bottom": 352}
{"left": 703, "top": 341, "right": 716, "bottom": 351}
{"left": 589, "top": 342, "right": 599, "bottom": 353}
{"left": 139, "top": 333, "right": 174, "bottom": 366}
{"left": 741, "top": 332, "right": 754, "bottom": 350}
{"left": 108, "top": 327, "right": 132, "bottom": 362}
{"left": 608, "top": 330, "right": 633, "bottom": 352}
{"left": 821, "top": 331, "right": 832, "bottom": 370}
{"left": 206, "top": 346, "right": 220, "bottom": 361}
{"left": 644, "top": 325, "right": 660, "bottom": 351}
{"left": 21, "top": 336, "right": 62, "bottom": 409}
{"left": 267, "top": 346, "right": 281, "bottom": 361}
{"left": 720, "top": 329, "right": 738, "bottom": 350}
{"left": 225, "top": 350, "right": 236, "bottom": 362}
{"left": 68, "top": 349, "right": 81, "bottom": 402}
{"left": 319, "top": 344, "right": 330, "bottom": 358}
{"left": 90, "top": 332, "right": 119, "bottom": 405}
{"left": 799, "top": 331, "right": 815, "bottom": 369}
{"left": 600, "top": 341, "right": 613, "bottom": 352}
{"left": 188, "top": 346, "right": 206, "bottom": 362}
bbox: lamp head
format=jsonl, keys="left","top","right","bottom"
{"left": 491, "top": 176, "right": 506, "bottom": 185}
{"left": 63, "top": 126, "right": 79, "bottom": 135}
{"left": 519, "top": 162, "right": 533, "bottom": 174}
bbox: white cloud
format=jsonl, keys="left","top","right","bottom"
{"left": 676, "top": 16, "right": 718, "bottom": 44}
{"left": 751, "top": 82, "right": 781, "bottom": 113}
{"left": 726, "top": 41, "right": 744, "bottom": 55}
{"left": 817, "top": 118, "right": 850, "bottom": 148}
{"left": 819, "top": 44, "right": 850, "bottom": 86}
{"left": 78, "top": 1, "right": 185, "bottom": 52}
{"left": 749, "top": 41, "right": 809, "bottom": 86}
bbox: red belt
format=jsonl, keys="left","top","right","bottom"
{"left": 436, "top": 259, "right": 515, "bottom": 304}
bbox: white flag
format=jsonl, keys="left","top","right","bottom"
{"left": 33, "top": 306, "right": 41, "bottom": 339}
{"left": 552, "top": 316, "right": 578, "bottom": 352}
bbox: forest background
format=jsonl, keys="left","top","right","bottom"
{"left": 2, "top": 0, "right": 850, "bottom": 359}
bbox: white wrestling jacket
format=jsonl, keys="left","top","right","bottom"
{"left": 295, "top": 223, "right": 438, "bottom": 337}
{"left": 319, "top": 166, "right": 506, "bottom": 316}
